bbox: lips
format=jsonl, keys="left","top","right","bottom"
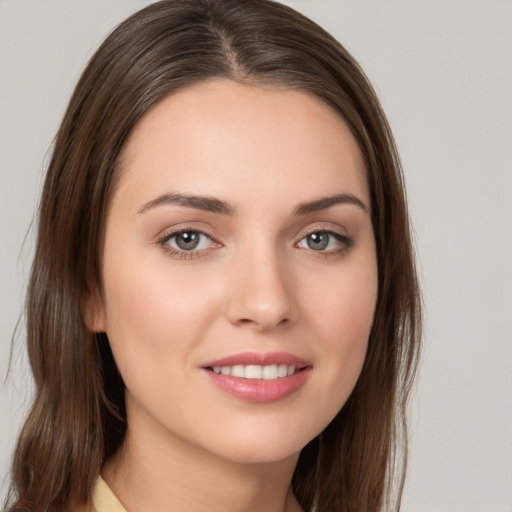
{"left": 201, "top": 352, "right": 312, "bottom": 403}
{"left": 202, "top": 351, "right": 310, "bottom": 368}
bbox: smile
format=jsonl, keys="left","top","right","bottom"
{"left": 201, "top": 352, "right": 312, "bottom": 403}
{"left": 208, "top": 364, "right": 298, "bottom": 379}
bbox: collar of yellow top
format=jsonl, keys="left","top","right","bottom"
{"left": 92, "top": 475, "right": 127, "bottom": 512}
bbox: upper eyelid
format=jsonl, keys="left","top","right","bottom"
{"left": 294, "top": 223, "right": 349, "bottom": 240}
{"left": 156, "top": 225, "right": 217, "bottom": 244}
{"left": 163, "top": 229, "right": 212, "bottom": 243}
{"left": 297, "top": 230, "right": 353, "bottom": 246}
{"left": 300, "top": 226, "right": 345, "bottom": 236}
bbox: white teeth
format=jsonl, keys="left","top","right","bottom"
{"left": 245, "top": 365, "right": 262, "bottom": 379}
{"left": 231, "top": 365, "right": 245, "bottom": 377}
{"left": 262, "top": 364, "right": 278, "bottom": 380}
{"left": 278, "top": 364, "right": 288, "bottom": 378}
{"left": 211, "top": 364, "right": 299, "bottom": 380}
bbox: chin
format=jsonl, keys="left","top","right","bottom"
{"left": 199, "top": 419, "right": 322, "bottom": 466}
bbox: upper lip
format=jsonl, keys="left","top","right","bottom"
{"left": 202, "top": 351, "right": 311, "bottom": 368}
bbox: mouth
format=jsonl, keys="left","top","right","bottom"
{"left": 201, "top": 352, "right": 312, "bottom": 403}
{"left": 205, "top": 364, "right": 303, "bottom": 380}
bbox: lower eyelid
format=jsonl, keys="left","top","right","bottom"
{"left": 158, "top": 241, "right": 212, "bottom": 261}
{"left": 163, "top": 248, "right": 202, "bottom": 260}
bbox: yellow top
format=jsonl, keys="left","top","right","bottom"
{"left": 92, "top": 476, "right": 126, "bottom": 512}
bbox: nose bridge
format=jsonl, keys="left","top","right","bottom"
{"left": 226, "top": 236, "right": 295, "bottom": 330}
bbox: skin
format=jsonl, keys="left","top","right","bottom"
{"left": 88, "top": 80, "right": 378, "bottom": 512}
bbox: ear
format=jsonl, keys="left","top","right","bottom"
{"left": 83, "top": 288, "right": 107, "bottom": 333}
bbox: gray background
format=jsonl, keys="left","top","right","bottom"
{"left": 1, "top": 1, "right": 511, "bottom": 510}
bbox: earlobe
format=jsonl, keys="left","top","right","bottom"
{"left": 83, "top": 290, "right": 107, "bottom": 333}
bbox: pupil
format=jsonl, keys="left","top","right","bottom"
{"left": 176, "top": 232, "right": 200, "bottom": 250}
{"left": 307, "top": 232, "right": 329, "bottom": 250}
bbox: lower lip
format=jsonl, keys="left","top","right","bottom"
{"left": 202, "top": 368, "right": 311, "bottom": 403}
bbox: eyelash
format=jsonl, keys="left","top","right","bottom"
{"left": 156, "top": 227, "right": 354, "bottom": 260}
{"left": 156, "top": 227, "right": 218, "bottom": 260}
{"left": 296, "top": 229, "right": 354, "bottom": 259}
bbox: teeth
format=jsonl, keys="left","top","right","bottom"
{"left": 231, "top": 365, "right": 245, "bottom": 378}
{"left": 245, "top": 365, "right": 262, "bottom": 379}
{"left": 211, "top": 364, "right": 299, "bottom": 380}
{"left": 262, "top": 364, "right": 278, "bottom": 380}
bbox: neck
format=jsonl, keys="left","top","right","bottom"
{"left": 102, "top": 409, "right": 303, "bottom": 512}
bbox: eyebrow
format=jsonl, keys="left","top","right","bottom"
{"left": 138, "top": 191, "right": 368, "bottom": 216}
{"left": 138, "top": 192, "right": 236, "bottom": 215}
{"left": 293, "top": 193, "right": 368, "bottom": 215}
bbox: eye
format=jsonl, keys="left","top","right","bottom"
{"left": 297, "top": 231, "right": 352, "bottom": 252}
{"left": 159, "top": 229, "right": 216, "bottom": 254}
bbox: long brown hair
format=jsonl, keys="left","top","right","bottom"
{"left": 5, "top": 1, "right": 421, "bottom": 511}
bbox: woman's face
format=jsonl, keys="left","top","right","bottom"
{"left": 91, "top": 80, "right": 378, "bottom": 464}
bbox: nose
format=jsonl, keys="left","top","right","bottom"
{"left": 225, "top": 247, "right": 297, "bottom": 331}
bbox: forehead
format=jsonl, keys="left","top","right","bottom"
{"left": 114, "top": 80, "right": 369, "bottom": 212}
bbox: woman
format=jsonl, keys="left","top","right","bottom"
{"left": 5, "top": 1, "right": 421, "bottom": 511}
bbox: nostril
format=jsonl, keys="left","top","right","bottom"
{"left": 236, "top": 316, "right": 290, "bottom": 328}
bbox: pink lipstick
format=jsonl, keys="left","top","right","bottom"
{"left": 201, "top": 352, "right": 312, "bottom": 403}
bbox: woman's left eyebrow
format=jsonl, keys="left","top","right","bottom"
{"left": 293, "top": 193, "right": 368, "bottom": 215}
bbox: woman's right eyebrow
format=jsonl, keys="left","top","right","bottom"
{"left": 137, "top": 192, "right": 236, "bottom": 215}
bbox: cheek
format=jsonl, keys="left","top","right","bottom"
{"left": 103, "top": 241, "right": 216, "bottom": 324}
{"left": 303, "top": 256, "right": 378, "bottom": 394}
{"left": 100, "top": 253, "right": 218, "bottom": 376}
{"left": 308, "top": 254, "right": 377, "bottom": 338}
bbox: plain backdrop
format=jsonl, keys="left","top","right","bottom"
{"left": 1, "top": 1, "right": 511, "bottom": 510}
